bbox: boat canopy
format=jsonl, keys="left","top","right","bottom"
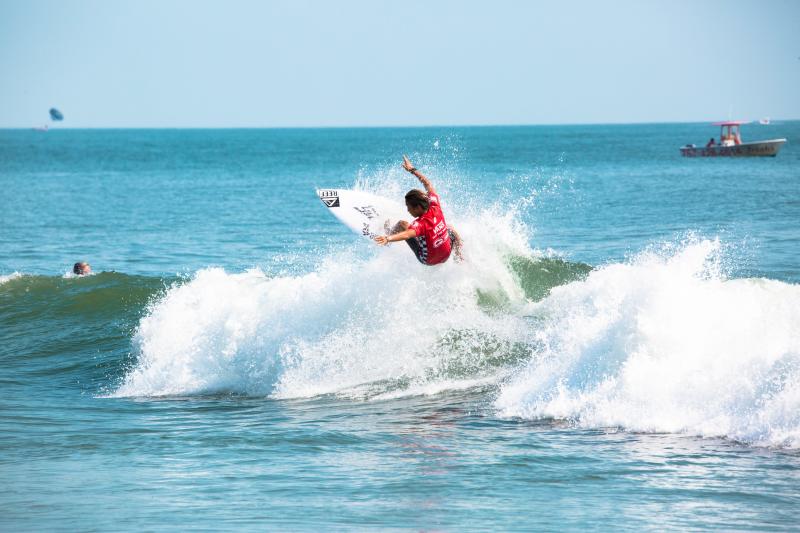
{"left": 712, "top": 121, "right": 748, "bottom": 126}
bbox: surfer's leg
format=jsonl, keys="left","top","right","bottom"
{"left": 448, "top": 227, "right": 464, "bottom": 262}
{"left": 405, "top": 236, "right": 427, "bottom": 264}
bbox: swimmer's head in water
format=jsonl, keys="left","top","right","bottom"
{"left": 73, "top": 262, "right": 91, "bottom": 275}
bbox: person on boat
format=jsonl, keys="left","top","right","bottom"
{"left": 73, "top": 262, "right": 92, "bottom": 276}
{"left": 373, "top": 156, "right": 463, "bottom": 265}
{"left": 706, "top": 137, "right": 716, "bottom": 148}
{"left": 721, "top": 133, "right": 734, "bottom": 147}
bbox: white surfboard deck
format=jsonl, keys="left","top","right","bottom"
{"left": 317, "top": 188, "right": 408, "bottom": 239}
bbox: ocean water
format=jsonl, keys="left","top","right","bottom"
{"left": 1, "top": 123, "right": 799, "bottom": 530}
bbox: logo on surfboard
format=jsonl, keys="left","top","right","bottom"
{"left": 318, "top": 190, "right": 340, "bottom": 208}
{"left": 353, "top": 205, "right": 379, "bottom": 219}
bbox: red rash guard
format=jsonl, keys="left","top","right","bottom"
{"left": 408, "top": 193, "right": 452, "bottom": 265}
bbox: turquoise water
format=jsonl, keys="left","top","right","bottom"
{"left": 1, "top": 123, "right": 799, "bottom": 530}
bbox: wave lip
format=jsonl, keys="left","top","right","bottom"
{"left": 496, "top": 239, "right": 800, "bottom": 448}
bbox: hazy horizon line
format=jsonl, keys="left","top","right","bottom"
{"left": 3, "top": 118, "right": 797, "bottom": 130}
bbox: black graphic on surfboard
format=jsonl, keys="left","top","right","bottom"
{"left": 319, "top": 190, "right": 340, "bottom": 208}
{"left": 353, "top": 205, "right": 379, "bottom": 219}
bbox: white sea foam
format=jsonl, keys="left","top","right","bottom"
{"left": 0, "top": 272, "right": 22, "bottom": 284}
{"left": 496, "top": 239, "right": 800, "bottom": 448}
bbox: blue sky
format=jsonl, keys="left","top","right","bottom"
{"left": 1, "top": 0, "right": 798, "bottom": 127}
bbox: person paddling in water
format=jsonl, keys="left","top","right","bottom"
{"left": 374, "top": 156, "right": 463, "bottom": 264}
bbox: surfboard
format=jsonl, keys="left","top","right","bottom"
{"left": 317, "top": 189, "right": 408, "bottom": 239}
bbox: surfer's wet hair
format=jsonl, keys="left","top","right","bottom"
{"left": 405, "top": 189, "right": 429, "bottom": 211}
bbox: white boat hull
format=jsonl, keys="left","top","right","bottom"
{"left": 681, "top": 139, "right": 786, "bottom": 157}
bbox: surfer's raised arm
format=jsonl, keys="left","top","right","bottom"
{"left": 402, "top": 155, "right": 436, "bottom": 195}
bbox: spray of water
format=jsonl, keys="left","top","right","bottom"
{"left": 114, "top": 161, "right": 541, "bottom": 399}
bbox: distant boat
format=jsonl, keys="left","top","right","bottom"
{"left": 32, "top": 125, "right": 49, "bottom": 132}
{"left": 680, "top": 121, "right": 786, "bottom": 157}
{"left": 759, "top": 117, "right": 770, "bottom": 125}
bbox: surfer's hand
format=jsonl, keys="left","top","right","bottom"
{"left": 374, "top": 235, "right": 389, "bottom": 246}
{"left": 402, "top": 155, "right": 416, "bottom": 173}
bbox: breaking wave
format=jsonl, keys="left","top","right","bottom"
{"left": 109, "top": 164, "right": 800, "bottom": 448}
{"left": 496, "top": 239, "right": 800, "bottom": 448}
{"left": 113, "top": 200, "right": 584, "bottom": 400}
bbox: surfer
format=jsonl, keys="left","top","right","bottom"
{"left": 374, "top": 156, "right": 463, "bottom": 265}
